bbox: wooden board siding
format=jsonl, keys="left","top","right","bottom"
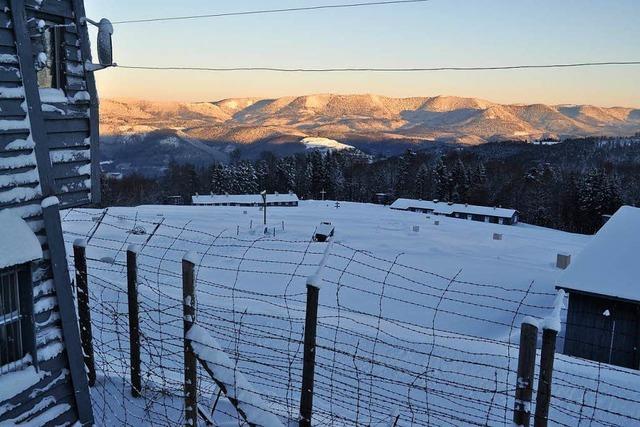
{"left": 0, "top": 361, "right": 76, "bottom": 425}
{"left": 564, "top": 292, "right": 640, "bottom": 369}
{"left": 0, "top": 0, "right": 95, "bottom": 424}
{"left": 25, "top": 0, "right": 97, "bottom": 209}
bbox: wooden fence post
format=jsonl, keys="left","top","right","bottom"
{"left": 183, "top": 254, "right": 198, "bottom": 427}
{"left": 534, "top": 327, "right": 558, "bottom": 427}
{"left": 127, "top": 245, "right": 142, "bottom": 397}
{"left": 73, "top": 240, "right": 95, "bottom": 387}
{"left": 261, "top": 191, "right": 267, "bottom": 225}
{"left": 299, "top": 284, "right": 320, "bottom": 427}
{"left": 514, "top": 320, "right": 539, "bottom": 426}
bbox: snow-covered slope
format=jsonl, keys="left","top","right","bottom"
{"left": 300, "top": 137, "right": 355, "bottom": 152}
{"left": 60, "top": 202, "right": 640, "bottom": 426}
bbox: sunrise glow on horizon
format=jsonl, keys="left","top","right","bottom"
{"left": 86, "top": 0, "right": 640, "bottom": 107}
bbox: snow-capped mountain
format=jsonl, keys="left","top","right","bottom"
{"left": 99, "top": 94, "right": 640, "bottom": 172}
{"left": 102, "top": 94, "right": 640, "bottom": 144}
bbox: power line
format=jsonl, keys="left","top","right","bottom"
{"left": 117, "top": 61, "right": 640, "bottom": 73}
{"left": 111, "top": 0, "right": 430, "bottom": 25}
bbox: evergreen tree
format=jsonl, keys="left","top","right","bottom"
{"left": 395, "top": 152, "right": 412, "bottom": 197}
{"left": 224, "top": 164, "right": 241, "bottom": 194}
{"left": 414, "top": 163, "right": 430, "bottom": 199}
{"left": 297, "top": 161, "right": 313, "bottom": 199}
{"left": 520, "top": 164, "right": 557, "bottom": 227}
{"left": 577, "top": 169, "right": 623, "bottom": 233}
{"left": 450, "top": 158, "right": 469, "bottom": 202}
{"left": 309, "top": 151, "right": 326, "bottom": 198}
{"left": 235, "top": 161, "right": 259, "bottom": 194}
{"left": 255, "top": 160, "right": 269, "bottom": 191}
{"left": 210, "top": 163, "right": 226, "bottom": 194}
{"left": 325, "top": 154, "right": 345, "bottom": 200}
{"left": 432, "top": 157, "right": 450, "bottom": 201}
{"left": 276, "top": 157, "right": 296, "bottom": 193}
{"left": 468, "top": 162, "right": 489, "bottom": 205}
{"left": 558, "top": 172, "right": 580, "bottom": 232}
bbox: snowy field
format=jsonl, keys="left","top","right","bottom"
{"left": 60, "top": 201, "right": 640, "bottom": 426}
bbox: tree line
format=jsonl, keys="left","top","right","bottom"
{"left": 101, "top": 136, "right": 640, "bottom": 234}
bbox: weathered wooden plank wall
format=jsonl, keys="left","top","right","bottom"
{"left": 0, "top": 0, "right": 99, "bottom": 424}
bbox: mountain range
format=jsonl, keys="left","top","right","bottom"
{"left": 100, "top": 94, "right": 640, "bottom": 174}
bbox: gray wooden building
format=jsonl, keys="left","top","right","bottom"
{"left": 0, "top": 0, "right": 108, "bottom": 424}
{"left": 391, "top": 198, "right": 519, "bottom": 225}
{"left": 192, "top": 193, "right": 300, "bottom": 207}
{"left": 557, "top": 206, "right": 640, "bottom": 370}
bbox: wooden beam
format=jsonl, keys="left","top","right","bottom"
{"left": 513, "top": 321, "right": 538, "bottom": 426}
{"left": 70, "top": 0, "right": 101, "bottom": 205}
{"left": 299, "top": 284, "right": 320, "bottom": 427}
{"left": 183, "top": 257, "right": 197, "bottom": 427}
{"left": 11, "top": 0, "right": 94, "bottom": 424}
{"left": 534, "top": 328, "right": 558, "bottom": 427}
{"left": 10, "top": 0, "right": 54, "bottom": 196}
{"left": 127, "top": 248, "right": 142, "bottom": 397}
{"left": 42, "top": 201, "right": 94, "bottom": 425}
{"left": 74, "top": 242, "right": 96, "bottom": 387}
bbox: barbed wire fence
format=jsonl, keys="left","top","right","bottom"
{"left": 61, "top": 209, "right": 640, "bottom": 426}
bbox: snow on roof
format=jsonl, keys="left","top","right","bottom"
{"left": 192, "top": 193, "right": 299, "bottom": 205}
{"left": 557, "top": 206, "right": 640, "bottom": 302}
{"left": 0, "top": 210, "right": 42, "bottom": 269}
{"left": 433, "top": 205, "right": 456, "bottom": 215}
{"left": 391, "top": 198, "right": 517, "bottom": 218}
{"left": 316, "top": 222, "right": 335, "bottom": 236}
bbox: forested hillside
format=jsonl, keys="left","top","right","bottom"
{"left": 101, "top": 136, "right": 640, "bottom": 234}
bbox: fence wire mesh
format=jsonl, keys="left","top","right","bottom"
{"left": 61, "top": 208, "right": 640, "bottom": 426}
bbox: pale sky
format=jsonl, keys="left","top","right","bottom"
{"left": 85, "top": 0, "right": 640, "bottom": 107}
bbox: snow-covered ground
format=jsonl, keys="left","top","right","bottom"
{"left": 60, "top": 202, "right": 640, "bottom": 426}
{"left": 300, "top": 137, "right": 355, "bottom": 152}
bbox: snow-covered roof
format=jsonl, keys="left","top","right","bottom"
{"left": 0, "top": 210, "right": 42, "bottom": 269}
{"left": 192, "top": 193, "right": 299, "bottom": 205}
{"left": 433, "top": 205, "right": 456, "bottom": 215}
{"left": 557, "top": 206, "right": 640, "bottom": 302}
{"left": 391, "top": 198, "right": 517, "bottom": 218}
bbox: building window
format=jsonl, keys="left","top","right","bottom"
{"left": 34, "top": 23, "right": 65, "bottom": 89}
{"left": 1, "top": 266, "right": 33, "bottom": 372}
